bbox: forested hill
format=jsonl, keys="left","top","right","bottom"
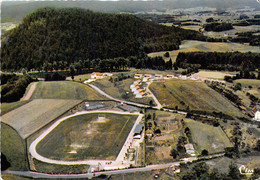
{"left": 1, "top": 7, "right": 203, "bottom": 71}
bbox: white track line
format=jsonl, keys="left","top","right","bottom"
{"left": 29, "top": 110, "right": 143, "bottom": 166}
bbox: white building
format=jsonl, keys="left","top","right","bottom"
{"left": 134, "top": 74, "right": 142, "bottom": 79}
{"left": 91, "top": 72, "right": 103, "bottom": 79}
{"left": 254, "top": 111, "right": 260, "bottom": 121}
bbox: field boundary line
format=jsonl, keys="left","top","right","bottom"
{"left": 21, "top": 82, "right": 38, "bottom": 100}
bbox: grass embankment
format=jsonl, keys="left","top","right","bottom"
{"left": 1, "top": 100, "right": 31, "bottom": 115}
{"left": 185, "top": 119, "right": 233, "bottom": 154}
{"left": 92, "top": 77, "right": 153, "bottom": 105}
{"left": 1, "top": 123, "right": 29, "bottom": 171}
{"left": 150, "top": 79, "right": 243, "bottom": 117}
{"left": 29, "top": 81, "right": 107, "bottom": 100}
{"left": 36, "top": 113, "right": 138, "bottom": 160}
{"left": 33, "top": 159, "right": 90, "bottom": 174}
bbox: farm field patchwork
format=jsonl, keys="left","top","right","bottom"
{"left": 36, "top": 112, "right": 138, "bottom": 161}
{"left": 184, "top": 119, "right": 233, "bottom": 154}
{"left": 1, "top": 99, "right": 82, "bottom": 139}
{"left": 29, "top": 81, "right": 107, "bottom": 100}
{"left": 149, "top": 79, "right": 243, "bottom": 117}
{"left": 148, "top": 40, "right": 260, "bottom": 62}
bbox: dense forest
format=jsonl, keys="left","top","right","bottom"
{"left": 176, "top": 52, "right": 260, "bottom": 71}
{"left": 204, "top": 22, "right": 234, "bottom": 32}
{"left": 1, "top": 7, "right": 204, "bottom": 72}
{"left": 232, "top": 31, "right": 260, "bottom": 46}
{"left": 1, "top": 74, "right": 33, "bottom": 102}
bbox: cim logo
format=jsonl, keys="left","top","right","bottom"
{"left": 239, "top": 165, "right": 254, "bottom": 175}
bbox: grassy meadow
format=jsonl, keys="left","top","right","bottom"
{"left": 150, "top": 79, "right": 243, "bottom": 117}
{"left": 36, "top": 112, "right": 138, "bottom": 161}
{"left": 185, "top": 119, "right": 233, "bottom": 154}
{"left": 66, "top": 74, "right": 91, "bottom": 82}
{"left": 28, "top": 81, "right": 107, "bottom": 100}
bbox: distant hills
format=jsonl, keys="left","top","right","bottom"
{"left": 1, "top": 7, "right": 203, "bottom": 71}
{"left": 2, "top": 0, "right": 259, "bottom": 23}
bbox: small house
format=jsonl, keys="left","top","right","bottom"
{"left": 254, "top": 111, "right": 260, "bottom": 121}
{"left": 91, "top": 72, "right": 103, "bottom": 79}
{"left": 144, "top": 74, "right": 152, "bottom": 78}
{"left": 166, "top": 74, "right": 174, "bottom": 79}
{"left": 130, "top": 84, "right": 135, "bottom": 89}
{"left": 143, "top": 77, "right": 151, "bottom": 82}
{"left": 184, "top": 143, "right": 196, "bottom": 156}
{"left": 135, "top": 93, "right": 143, "bottom": 98}
{"left": 133, "top": 124, "right": 144, "bottom": 138}
{"left": 145, "top": 129, "right": 153, "bottom": 137}
{"left": 154, "top": 74, "right": 163, "bottom": 79}
{"left": 134, "top": 74, "right": 142, "bottom": 79}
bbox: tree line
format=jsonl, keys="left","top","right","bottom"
{"left": 176, "top": 51, "right": 260, "bottom": 71}
{"left": 204, "top": 22, "right": 234, "bottom": 32}
{"left": 1, "top": 75, "right": 33, "bottom": 102}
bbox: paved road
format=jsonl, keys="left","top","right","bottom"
{"left": 29, "top": 110, "right": 142, "bottom": 166}
{"left": 1, "top": 161, "right": 182, "bottom": 179}
{"left": 21, "top": 82, "right": 38, "bottom": 100}
{"left": 2, "top": 154, "right": 225, "bottom": 179}
{"left": 147, "top": 82, "right": 162, "bottom": 109}
{"left": 88, "top": 84, "right": 150, "bottom": 108}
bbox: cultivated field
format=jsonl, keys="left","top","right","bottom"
{"left": 150, "top": 79, "right": 243, "bottom": 117}
{"left": 185, "top": 119, "right": 233, "bottom": 154}
{"left": 193, "top": 70, "right": 237, "bottom": 80}
{"left": 1, "top": 100, "right": 31, "bottom": 115}
{"left": 1, "top": 99, "right": 82, "bottom": 139}
{"left": 148, "top": 40, "right": 260, "bottom": 62}
{"left": 28, "top": 81, "right": 107, "bottom": 100}
{"left": 92, "top": 76, "right": 154, "bottom": 105}
{"left": 36, "top": 112, "right": 138, "bottom": 161}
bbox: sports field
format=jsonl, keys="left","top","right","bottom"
{"left": 28, "top": 81, "right": 107, "bottom": 100}
{"left": 150, "top": 79, "right": 243, "bottom": 117}
{"left": 1, "top": 99, "right": 81, "bottom": 139}
{"left": 36, "top": 112, "right": 138, "bottom": 161}
{"left": 185, "top": 119, "right": 233, "bottom": 154}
